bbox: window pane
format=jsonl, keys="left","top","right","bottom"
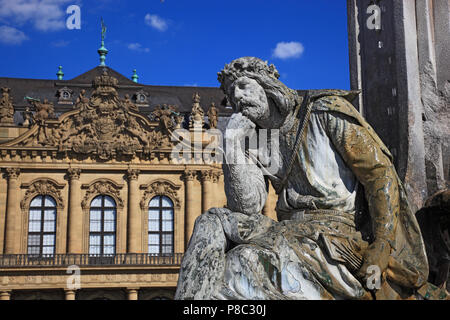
{"left": 103, "top": 220, "right": 115, "bottom": 232}
{"left": 28, "top": 235, "right": 40, "bottom": 246}
{"left": 161, "top": 196, "right": 173, "bottom": 208}
{"left": 103, "top": 235, "right": 115, "bottom": 246}
{"left": 30, "top": 196, "right": 43, "bottom": 207}
{"left": 103, "top": 196, "right": 116, "bottom": 208}
{"left": 103, "top": 246, "right": 115, "bottom": 255}
{"left": 148, "top": 245, "right": 159, "bottom": 254}
{"left": 43, "top": 221, "right": 55, "bottom": 232}
{"left": 89, "top": 235, "right": 101, "bottom": 246}
{"left": 43, "top": 235, "right": 55, "bottom": 246}
{"left": 44, "top": 209, "right": 56, "bottom": 221}
{"left": 149, "top": 197, "right": 160, "bottom": 208}
{"left": 28, "top": 246, "right": 39, "bottom": 255}
{"left": 29, "top": 209, "right": 41, "bottom": 221}
{"left": 104, "top": 210, "right": 115, "bottom": 232}
{"left": 42, "top": 246, "right": 54, "bottom": 255}
{"left": 148, "top": 209, "right": 159, "bottom": 220}
{"left": 162, "top": 221, "right": 173, "bottom": 232}
{"left": 162, "top": 209, "right": 173, "bottom": 221}
{"left": 162, "top": 246, "right": 173, "bottom": 254}
{"left": 162, "top": 234, "right": 173, "bottom": 245}
{"left": 89, "top": 245, "right": 100, "bottom": 255}
{"left": 103, "top": 209, "right": 115, "bottom": 221}
{"left": 149, "top": 220, "right": 159, "bottom": 232}
{"left": 90, "top": 209, "right": 101, "bottom": 221}
{"left": 44, "top": 196, "right": 56, "bottom": 207}
{"left": 29, "top": 220, "right": 41, "bottom": 232}
{"left": 90, "top": 220, "right": 101, "bottom": 232}
{"left": 91, "top": 196, "right": 102, "bottom": 207}
{"left": 148, "top": 234, "right": 160, "bottom": 246}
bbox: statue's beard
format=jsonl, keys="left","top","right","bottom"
{"left": 236, "top": 100, "right": 268, "bottom": 124}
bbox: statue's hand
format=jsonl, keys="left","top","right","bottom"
{"left": 357, "top": 239, "right": 391, "bottom": 289}
{"left": 224, "top": 113, "right": 256, "bottom": 142}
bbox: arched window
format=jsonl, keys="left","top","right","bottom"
{"left": 148, "top": 196, "right": 174, "bottom": 256}
{"left": 27, "top": 195, "right": 57, "bottom": 256}
{"left": 89, "top": 195, "right": 116, "bottom": 256}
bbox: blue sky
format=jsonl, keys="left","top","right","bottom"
{"left": 0, "top": 0, "right": 350, "bottom": 90}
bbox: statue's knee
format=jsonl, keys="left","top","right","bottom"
{"left": 194, "top": 212, "right": 220, "bottom": 228}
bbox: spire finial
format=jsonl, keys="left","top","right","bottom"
{"left": 131, "top": 69, "right": 139, "bottom": 83}
{"left": 56, "top": 66, "right": 64, "bottom": 80}
{"left": 98, "top": 18, "right": 108, "bottom": 66}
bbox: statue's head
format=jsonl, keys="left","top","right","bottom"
{"left": 218, "top": 57, "right": 299, "bottom": 127}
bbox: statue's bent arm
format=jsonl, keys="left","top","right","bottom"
{"left": 317, "top": 102, "right": 399, "bottom": 246}
{"left": 223, "top": 115, "right": 268, "bottom": 215}
{"left": 223, "top": 151, "right": 268, "bottom": 216}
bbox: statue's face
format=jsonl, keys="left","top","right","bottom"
{"left": 226, "top": 76, "right": 270, "bottom": 125}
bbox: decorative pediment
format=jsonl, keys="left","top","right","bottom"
{"left": 1, "top": 71, "right": 175, "bottom": 161}
{"left": 139, "top": 179, "right": 181, "bottom": 209}
{"left": 81, "top": 178, "right": 124, "bottom": 209}
{"left": 20, "top": 178, "right": 66, "bottom": 209}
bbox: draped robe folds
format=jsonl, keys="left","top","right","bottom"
{"left": 175, "top": 91, "right": 430, "bottom": 300}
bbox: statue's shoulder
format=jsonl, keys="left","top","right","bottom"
{"left": 307, "top": 90, "right": 393, "bottom": 161}
{"left": 308, "top": 90, "right": 361, "bottom": 117}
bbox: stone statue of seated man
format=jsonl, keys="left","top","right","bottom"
{"left": 175, "top": 57, "right": 445, "bottom": 300}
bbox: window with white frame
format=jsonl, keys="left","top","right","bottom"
{"left": 89, "top": 195, "right": 116, "bottom": 256}
{"left": 27, "top": 195, "right": 57, "bottom": 256}
{"left": 148, "top": 196, "right": 174, "bottom": 255}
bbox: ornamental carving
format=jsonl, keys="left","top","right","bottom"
{"left": 5, "top": 167, "right": 20, "bottom": 179}
{"left": 200, "top": 170, "right": 222, "bottom": 183}
{"left": 7, "top": 71, "right": 173, "bottom": 161}
{"left": 81, "top": 179, "right": 124, "bottom": 209}
{"left": 140, "top": 180, "right": 181, "bottom": 209}
{"left": 0, "top": 87, "right": 15, "bottom": 124}
{"left": 27, "top": 98, "right": 56, "bottom": 123}
{"left": 181, "top": 170, "right": 197, "bottom": 182}
{"left": 20, "top": 179, "right": 65, "bottom": 209}
{"left": 126, "top": 168, "right": 140, "bottom": 181}
{"left": 67, "top": 168, "right": 81, "bottom": 180}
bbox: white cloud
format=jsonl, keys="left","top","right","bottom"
{"left": 0, "top": 25, "right": 28, "bottom": 45}
{"left": 128, "top": 42, "right": 150, "bottom": 53}
{"left": 144, "top": 13, "right": 168, "bottom": 32}
{"left": 0, "top": 0, "right": 75, "bottom": 31}
{"left": 272, "top": 41, "right": 304, "bottom": 59}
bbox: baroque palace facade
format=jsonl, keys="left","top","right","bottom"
{"left": 0, "top": 61, "right": 279, "bottom": 300}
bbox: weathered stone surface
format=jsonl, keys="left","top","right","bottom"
{"left": 176, "top": 57, "right": 441, "bottom": 300}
